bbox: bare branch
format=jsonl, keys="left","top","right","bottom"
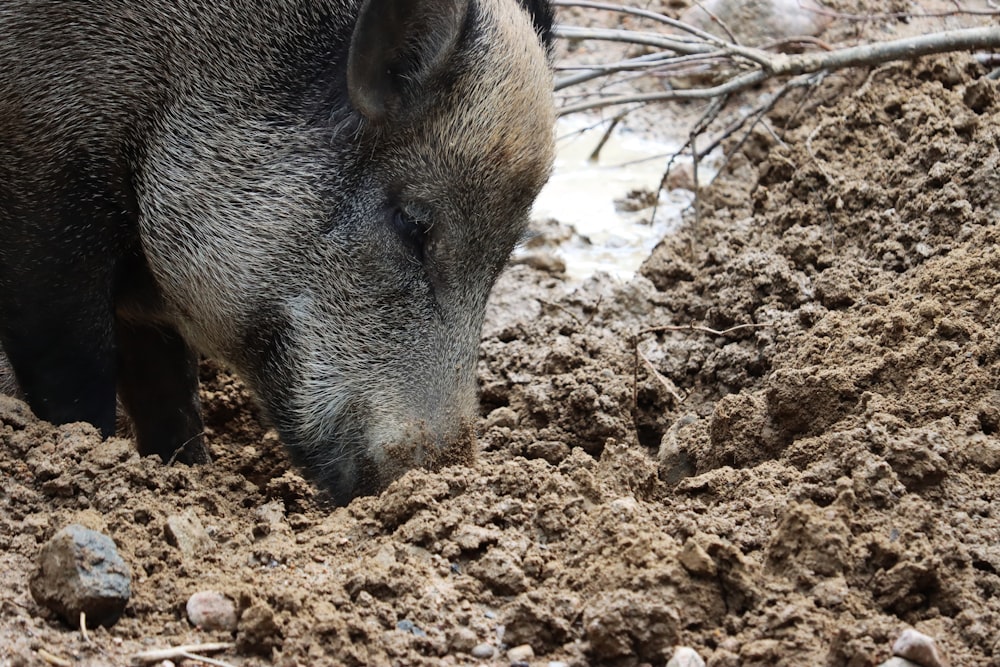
{"left": 558, "top": 69, "right": 768, "bottom": 115}
{"left": 556, "top": 25, "right": 1000, "bottom": 115}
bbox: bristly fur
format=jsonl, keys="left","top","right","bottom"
{"left": 517, "top": 0, "right": 556, "bottom": 50}
{"left": 0, "top": 0, "right": 555, "bottom": 505}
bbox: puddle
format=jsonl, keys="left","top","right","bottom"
{"left": 529, "top": 116, "right": 716, "bottom": 282}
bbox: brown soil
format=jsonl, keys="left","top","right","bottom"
{"left": 3, "top": 5, "right": 1000, "bottom": 667}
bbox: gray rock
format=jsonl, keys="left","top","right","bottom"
{"left": 29, "top": 524, "right": 131, "bottom": 627}
{"left": 186, "top": 590, "right": 238, "bottom": 631}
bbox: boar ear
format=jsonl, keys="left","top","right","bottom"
{"left": 347, "top": 0, "right": 470, "bottom": 124}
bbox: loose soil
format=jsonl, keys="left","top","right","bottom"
{"left": 2, "top": 4, "right": 1000, "bottom": 666}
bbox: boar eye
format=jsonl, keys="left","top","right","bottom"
{"left": 391, "top": 206, "right": 430, "bottom": 261}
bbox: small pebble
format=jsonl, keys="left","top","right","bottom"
{"left": 892, "top": 629, "right": 948, "bottom": 667}
{"left": 449, "top": 626, "right": 478, "bottom": 653}
{"left": 667, "top": 646, "right": 707, "bottom": 667}
{"left": 396, "top": 619, "right": 427, "bottom": 637}
{"left": 186, "top": 590, "right": 238, "bottom": 631}
{"left": 471, "top": 643, "right": 495, "bottom": 659}
{"left": 507, "top": 644, "right": 535, "bottom": 663}
{"left": 29, "top": 524, "right": 131, "bottom": 628}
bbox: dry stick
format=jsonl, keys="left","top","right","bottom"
{"left": 638, "top": 322, "right": 769, "bottom": 337}
{"left": 165, "top": 430, "right": 209, "bottom": 466}
{"left": 80, "top": 610, "right": 91, "bottom": 644}
{"left": 553, "top": 24, "right": 720, "bottom": 55}
{"left": 177, "top": 651, "right": 238, "bottom": 667}
{"left": 699, "top": 72, "right": 824, "bottom": 175}
{"left": 588, "top": 111, "right": 627, "bottom": 161}
{"left": 649, "top": 94, "right": 726, "bottom": 226}
{"left": 632, "top": 323, "right": 768, "bottom": 411}
{"left": 552, "top": 0, "right": 778, "bottom": 70}
{"left": 556, "top": 26, "right": 1000, "bottom": 115}
{"left": 559, "top": 68, "right": 767, "bottom": 115}
{"left": 556, "top": 52, "right": 699, "bottom": 90}
{"left": 637, "top": 347, "right": 686, "bottom": 403}
{"left": 37, "top": 648, "right": 71, "bottom": 667}
{"left": 689, "top": 0, "right": 739, "bottom": 45}
{"left": 539, "top": 299, "right": 584, "bottom": 325}
{"left": 552, "top": 0, "right": 731, "bottom": 44}
{"left": 808, "top": 3, "right": 1000, "bottom": 20}
{"left": 131, "top": 642, "right": 235, "bottom": 665}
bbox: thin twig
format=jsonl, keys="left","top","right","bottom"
{"left": 808, "top": 3, "right": 1000, "bottom": 20}
{"left": 637, "top": 347, "right": 686, "bottom": 403}
{"left": 166, "top": 430, "right": 209, "bottom": 466}
{"left": 553, "top": 0, "right": 734, "bottom": 45}
{"left": 131, "top": 642, "right": 235, "bottom": 664}
{"left": 689, "top": 0, "right": 739, "bottom": 45}
{"left": 558, "top": 69, "right": 768, "bottom": 115}
{"left": 553, "top": 25, "right": 720, "bottom": 56}
{"left": 632, "top": 322, "right": 769, "bottom": 410}
{"left": 638, "top": 322, "right": 769, "bottom": 337}
{"left": 588, "top": 111, "right": 626, "bottom": 161}
{"left": 178, "top": 651, "right": 239, "bottom": 667}
{"left": 37, "top": 648, "right": 72, "bottom": 667}
{"left": 539, "top": 299, "right": 584, "bottom": 325}
{"left": 80, "top": 610, "right": 91, "bottom": 644}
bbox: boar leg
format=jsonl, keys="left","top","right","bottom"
{"left": 116, "top": 322, "right": 208, "bottom": 464}
{"left": 0, "top": 280, "right": 118, "bottom": 438}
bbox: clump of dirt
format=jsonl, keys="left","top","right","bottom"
{"left": 3, "top": 21, "right": 1000, "bottom": 667}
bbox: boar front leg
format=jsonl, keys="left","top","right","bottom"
{"left": 116, "top": 322, "right": 208, "bottom": 464}
{"left": 0, "top": 261, "right": 118, "bottom": 438}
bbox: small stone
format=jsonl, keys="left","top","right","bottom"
{"left": 29, "top": 524, "right": 132, "bottom": 627}
{"left": 892, "top": 629, "right": 947, "bottom": 667}
{"left": 449, "top": 626, "right": 478, "bottom": 653}
{"left": 164, "top": 511, "right": 213, "bottom": 557}
{"left": 548, "top": 662, "right": 569, "bottom": 667}
{"left": 667, "top": 646, "right": 706, "bottom": 667}
{"left": 186, "top": 590, "right": 238, "bottom": 631}
{"left": 396, "top": 619, "right": 427, "bottom": 637}
{"left": 507, "top": 644, "right": 535, "bottom": 663}
{"left": 471, "top": 643, "right": 495, "bottom": 659}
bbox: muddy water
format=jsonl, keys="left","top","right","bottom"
{"left": 530, "top": 116, "right": 714, "bottom": 281}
